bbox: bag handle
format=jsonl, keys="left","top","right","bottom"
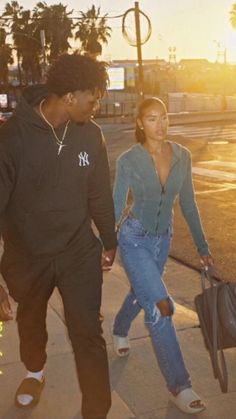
{"left": 200, "top": 268, "right": 216, "bottom": 290}
{"left": 212, "top": 276, "right": 228, "bottom": 392}
{"left": 201, "top": 269, "right": 228, "bottom": 392}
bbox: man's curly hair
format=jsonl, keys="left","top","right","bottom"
{"left": 46, "top": 53, "right": 109, "bottom": 96}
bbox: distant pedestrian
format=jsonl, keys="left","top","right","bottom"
{"left": 0, "top": 53, "right": 117, "bottom": 419}
{"left": 112, "top": 97, "right": 214, "bottom": 414}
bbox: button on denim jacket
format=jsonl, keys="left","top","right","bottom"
{"left": 113, "top": 142, "right": 209, "bottom": 256}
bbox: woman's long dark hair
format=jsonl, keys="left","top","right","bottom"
{"left": 135, "top": 97, "right": 167, "bottom": 143}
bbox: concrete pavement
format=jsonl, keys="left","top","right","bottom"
{"left": 0, "top": 256, "right": 236, "bottom": 419}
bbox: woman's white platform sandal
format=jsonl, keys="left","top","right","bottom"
{"left": 169, "top": 388, "right": 206, "bottom": 414}
{"left": 113, "top": 335, "right": 130, "bottom": 357}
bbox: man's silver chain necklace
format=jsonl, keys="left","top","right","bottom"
{"left": 39, "top": 99, "right": 70, "bottom": 155}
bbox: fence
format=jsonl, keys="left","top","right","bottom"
{"left": 96, "top": 92, "right": 236, "bottom": 119}
{"left": 167, "top": 93, "right": 236, "bottom": 113}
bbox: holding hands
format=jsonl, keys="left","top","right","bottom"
{"left": 101, "top": 248, "right": 116, "bottom": 272}
{"left": 0, "top": 285, "right": 13, "bottom": 321}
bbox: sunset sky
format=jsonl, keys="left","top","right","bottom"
{"left": 2, "top": 0, "right": 236, "bottom": 63}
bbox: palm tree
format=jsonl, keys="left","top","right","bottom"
{"left": 33, "top": 2, "right": 74, "bottom": 63}
{"left": 230, "top": 3, "right": 236, "bottom": 28}
{"left": 2, "top": 1, "right": 42, "bottom": 84}
{"left": 2, "top": 1, "right": 24, "bottom": 84}
{"left": 0, "top": 28, "right": 13, "bottom": 86}
{"left": 15, "top": 10, "right": 42, "bottom": 84}
{"left": 75, "top": 5, "right": 112, "bottom": 58}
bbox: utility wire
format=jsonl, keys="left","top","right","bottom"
{"left": 0, "top": 13, "right": 125, "bottom": 20}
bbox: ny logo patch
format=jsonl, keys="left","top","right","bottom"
{"left": 78, "top": 151, "right": 90, "bottom": 167}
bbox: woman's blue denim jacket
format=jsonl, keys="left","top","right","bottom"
{"left": 113, "top": 141, "right": 209, "bottom": 256}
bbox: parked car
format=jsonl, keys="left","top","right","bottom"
{"left": 0, "top": 111, "right": 12, "bottom": 125}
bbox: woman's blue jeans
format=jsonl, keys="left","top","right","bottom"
{"left": 113, "top": 216, "right": 191, "bottom": 394}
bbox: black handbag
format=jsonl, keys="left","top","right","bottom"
{"left": 195, "top": 269, "right": 236, "bottom": 393}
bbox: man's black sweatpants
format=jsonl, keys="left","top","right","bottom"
{"left": 1, "top": 231, "right": 111, "bottom": 419}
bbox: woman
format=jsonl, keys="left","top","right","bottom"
{"left": 112, "top": 97, "right": 214, "bottom": 414}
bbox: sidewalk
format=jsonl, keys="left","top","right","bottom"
{"left": 0, "top": 257, "right": 236, "bottom": 419}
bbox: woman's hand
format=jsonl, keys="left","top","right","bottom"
{"left": 200, "top": 254, "right": 214, "bottom": 271}
{"left": 0, "top": 285, "right": 13, "bottom": 321}
{"left": 101, "top": 248, "right": 117, "bottom": 272}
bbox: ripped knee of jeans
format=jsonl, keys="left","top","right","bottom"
{"left": 145, "top": 305, "right": 161, "bottom": 326}
{"left": 144, "top": 296, "right": 176, "bottom": 326}
{"left": 156, "top": 296, "right": 175, "bottom": 317}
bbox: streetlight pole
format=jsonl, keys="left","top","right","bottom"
{"left": 168, "top": 46, "right": 176, "bottom": 64}
{"left": 168, "top": 46, "right": 177, "bottom": 93}
{"left": 122, "top": 3, "right": 151, "bottom": 100}
{"left": 40, "top": 29, "right": 46, "bottom": 81}
{"left": 214, "top": 41, "right": 227, "bottom": 110}
{"left": 134, "top": 2, "right": 144, "bottom": 99}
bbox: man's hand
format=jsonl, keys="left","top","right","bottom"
{"left": 0, "top": 285, "right": 13, "bottom": 321}
{"left": 200, "top": 254, "right": 214, "bottom": 271}
{"left": 101, "top": 248, "right": 116, "bottom": 272}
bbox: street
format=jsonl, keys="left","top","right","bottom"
{"left": 101, "top": 120, "right": 236, "bottom": 282}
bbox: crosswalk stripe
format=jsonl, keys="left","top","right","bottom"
{"left": 195, "top": 186, "right": 236, "bottom": 195}
{"left": 169, "top": 131, "right": 236, "bottom": 137}
{"left": 168, "top": 128, "right": 236, "bottom": 138}
{"left": 194, "top": 176, "right": 236, "bottom": 193}
{"left": 169, "top": 126, "right": 236, "bottom": 131}
{"left": 170, "top": 134, "right": 235, "bottom": 140}
{"left": 198, "top": 161, "right": 236, "bottom": 169}
{"left": 124, "top": 128, "right": 236, "bottom": 140}
{"left": 168, "top": 125, "right": 236, "bottom": 140}
{"left": 169, "top": 124, "right": 235, "bottom": 131}
{"left": 192, "top": 167, "right": 236, "bottom": 181}
{"left": 123, "top": 125, "right": 236, "bottom": 137}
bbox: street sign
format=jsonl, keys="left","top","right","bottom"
{"left": 0, "top": 94, "right": 8, "bottom": 109}
{"left": 108, "top": 67, "right": 125, "bottom": 90}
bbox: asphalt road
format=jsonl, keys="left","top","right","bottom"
{"left": 100, "top": 120, "right": 236, "bottom": 283}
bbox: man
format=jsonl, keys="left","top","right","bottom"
{"left": 0, "top": 54, "right": 117, "bottom": 419}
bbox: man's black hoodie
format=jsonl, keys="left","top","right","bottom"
{"left": 0, "top": 85, "right": 117, "bottom": 258}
